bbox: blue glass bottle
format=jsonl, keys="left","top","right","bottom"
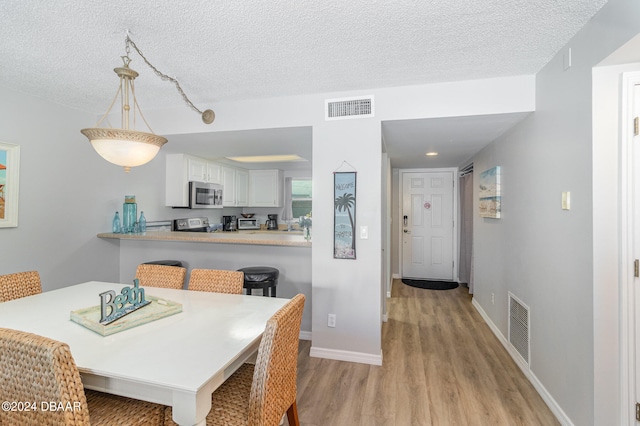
{"left": 112, "top": 212, "right": 121, "bottom": 233}
{"left": 139, "top": 211, "right": 147, "bottom": 233}
{"left": 123, "top": 195, "right": 137, "bottom": 234}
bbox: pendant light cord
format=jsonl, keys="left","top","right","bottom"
{"left": 125, "top": 35, "right": 215, "bottom": 124}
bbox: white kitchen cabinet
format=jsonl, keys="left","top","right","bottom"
{"left": 166, "top": 154, "right": 223, "bottom": 207}
{"left": 207, "top": 162, "right": 222, "bottom": 184}
{"left": 187, "top": 156, "right": 207, "bottom": 182}
{"left": 188, "top": 156, "right": 221, "bottom": 184}
{"left": 236, "top": 169, "right": 249, "bottom": 206}
{"left": 222, "top": 166, "right": 249, "bottom": 207}
{"left": 249, "top": 170, "right": 284, "bottom": 207}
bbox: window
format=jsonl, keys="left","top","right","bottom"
{"left": 291, "top": 179, "right": 312, "bottom": 219}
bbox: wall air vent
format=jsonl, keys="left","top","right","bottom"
{"left": 508, "top": 292, "right": 530, "bottom": 366}
{"left": 325, "top": 95, "right": 374, "bottom": 120}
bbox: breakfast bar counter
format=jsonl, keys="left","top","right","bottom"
{"left": 97, "top": 230, "right": 312, "bottom": 335}
{"left": 97, "top": 230, "right": 311, "bottom": 248}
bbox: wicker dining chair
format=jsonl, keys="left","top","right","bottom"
{"left": 0, "top": 327, "right": 166, "bottom": 425}
{"left": 188, "top": 269, "right": 244, "bottom": 294}
{"left": 135, "top": 263, "right": 186, "bottom": 289}
{"left": 165, "top": 294, "right": 305, "bottom": 426}
{"left": 0, "top": 270, "right": 42, "bottom": 302}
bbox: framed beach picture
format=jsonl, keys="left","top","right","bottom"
{"left": 334, "top": 172, "right": 356, "bottom": 259}
{"left": 0, "top": 142, "right": 20, "bottom": 228}
{"left": 479, "top": 166, "right": 501, "bottom": 219}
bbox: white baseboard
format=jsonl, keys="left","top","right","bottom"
{"left": 471, "top": 299, "right": 574, "bottom": 426}
{"left": 392, "top": 273, "right": 401, "bottom": 279}
{"left": 310, "top": 346, "right": 383, "bottom": 366}
{"left": 299, "top": 331, "right": 312, "bottom": 341}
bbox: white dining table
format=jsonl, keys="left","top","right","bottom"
{"left": 0, "top": 281, "right": 288, "bottom": 426}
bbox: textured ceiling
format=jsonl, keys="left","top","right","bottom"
{"left": 0, "top": 0, "right": 608, "bottom": 168}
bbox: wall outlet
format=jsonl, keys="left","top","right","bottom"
{"left": 492, "top": 293, "right": 495, "bottom": 305}
{"left": 328, "top": 314, "right": 336, "bottom": 328}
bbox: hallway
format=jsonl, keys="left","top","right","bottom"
{"left": 293, "top": 279, "right": 559, "bottom": 425}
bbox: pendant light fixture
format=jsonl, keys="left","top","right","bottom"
{"left": 81, "top": 34, "right": 214, "bottom": 172}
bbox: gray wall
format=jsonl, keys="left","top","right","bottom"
{"left": 0, "top": 86, "right": 123, "bottom": 288}
{"left": 470, "top": 0, "right": 640, "bottom": 423}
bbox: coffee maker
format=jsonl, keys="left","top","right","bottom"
{"left": 266, "top": 214, "right": 278, "bottom": 230}
{"left": 222, "top": 215, "right": 237, "bottom": 231}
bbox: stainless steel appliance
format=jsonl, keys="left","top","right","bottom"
{"left": 266, "top": 214, "right": 278, "bottom": 230}
{"left": 173, "top": 217, "right": 210, "bottom": 232}
{"left": 189, "top": 181, "right": 223, "bottom": 209}
{"left": 222, "top": 215, "right": 237, "bottom": 231}
{"left": 237, "top": 217, "right": 260, "bottom": 230}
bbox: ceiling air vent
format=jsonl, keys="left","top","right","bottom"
{"left": 325, "top": 95, "right": 374, "bottom": 120}
{"left": 508, "top": 292, "right": 530, "bottom": 367}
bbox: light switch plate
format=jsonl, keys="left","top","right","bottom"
{"left": 360, "top": 226, "right": 368, "bottom": 239}
{"left": 562, "top": 191, "right": 571, "bottom": 210}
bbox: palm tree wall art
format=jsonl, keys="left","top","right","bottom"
{"left": 334, "top": 172, "right": 356, "bottom": 259}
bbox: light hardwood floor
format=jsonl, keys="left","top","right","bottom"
{"left": 291, "top": 279, "right": 559, "bottom": 426}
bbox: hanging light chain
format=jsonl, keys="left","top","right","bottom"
{"left": 125, "top": 35, "right": 215, "bottom": 124}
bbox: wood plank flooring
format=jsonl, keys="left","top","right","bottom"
{"left": 290, "top": 279, "right": 559, "bottom": 426}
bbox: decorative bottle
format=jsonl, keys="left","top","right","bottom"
{"left": 139, "top": 211, "right": 147, "bottom": 233}
{"left": 112, "top": 212, "right": 121, "bottom": 233}
{"left": 123, "top": 195, "right": 137, "bottom": 234}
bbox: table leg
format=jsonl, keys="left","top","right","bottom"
{"left": 172, "top": 389, "right": 211, "bottom": 426}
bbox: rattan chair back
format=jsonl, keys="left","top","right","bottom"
{"left": 0, "top": 270, "right": 42, "bottom": 302}
{"left": 188, "top": 269, "right": 244, "bottom": 294}
{"left": 135, "top": 264, "right": 186, "bottom": 289}
{"left": 0, "top": 328, "right": 167, "bottom": 425}
{"left": 0, "top": 328, "right": 91, "bottom": 425}
{"left": 248, "top": 293, "right": 305, "bottom": 425}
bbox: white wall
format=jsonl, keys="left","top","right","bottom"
{"left": 470, "top": 0, "right": 640, "bottom": 424}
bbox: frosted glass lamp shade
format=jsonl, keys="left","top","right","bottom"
{"left": 82, "top": 128, "right": 167, "bottom": 172}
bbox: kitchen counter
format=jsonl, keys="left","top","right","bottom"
{"left": 97, "top": 230, "right": 311, "bottom": 247}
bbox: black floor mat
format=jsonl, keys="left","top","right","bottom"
{"left": 401, "top": 278, "right": 459, "bottom": 290}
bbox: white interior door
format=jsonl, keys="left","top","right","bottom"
{"left": 402, "top": 171, "right": 454, "bottom": 280}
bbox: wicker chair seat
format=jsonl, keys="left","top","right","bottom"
{"left": 85, "top": 390, "right": 166, "bottom": 425}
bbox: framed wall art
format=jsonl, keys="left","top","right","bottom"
{"left": 479, "top": 166, "right": 501, "bottom": 219}
{"left": 0, "top": 142, "right": 20, "bottom": 228}
{"left": 334, "top": 171, "right": 357, "bottom": 259}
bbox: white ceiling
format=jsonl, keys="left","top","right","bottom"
{"left": 0, "top": 0, "right": 608, "bottom": 169}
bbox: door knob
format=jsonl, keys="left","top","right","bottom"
{"left": 404, "top": 229, "right": 410, "bottom": 234}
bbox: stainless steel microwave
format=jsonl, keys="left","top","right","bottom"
{"left": 189, "top": 181, "right": 223, "bottom": 209}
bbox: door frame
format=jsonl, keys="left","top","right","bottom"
{"left": 620, "top": 71, "right": 640, "bottom": 425}
{"left": 398, "top": 167, "right": 459, "bottom": 281}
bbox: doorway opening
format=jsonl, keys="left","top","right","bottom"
{"left": 400, "top": 168, "right": 457, "bottom": 281}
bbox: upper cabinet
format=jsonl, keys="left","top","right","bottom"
{"left": 187, "top": 156, "right": 221, "bottom": 184}
{"left": 166, "top": 154, "right": 223, "bottom": 207}
{"left": 222, "top": 166, "right": 249, "bottom": 207}
{"left": 167, "top": 153, "right": 282, "bottom": 208}
{"left": 249, "top": 170, "right": 284, "bottom": 207}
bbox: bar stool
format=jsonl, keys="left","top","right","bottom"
{"left": 237, "top": 266, "right": 279, "bottom": 297}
